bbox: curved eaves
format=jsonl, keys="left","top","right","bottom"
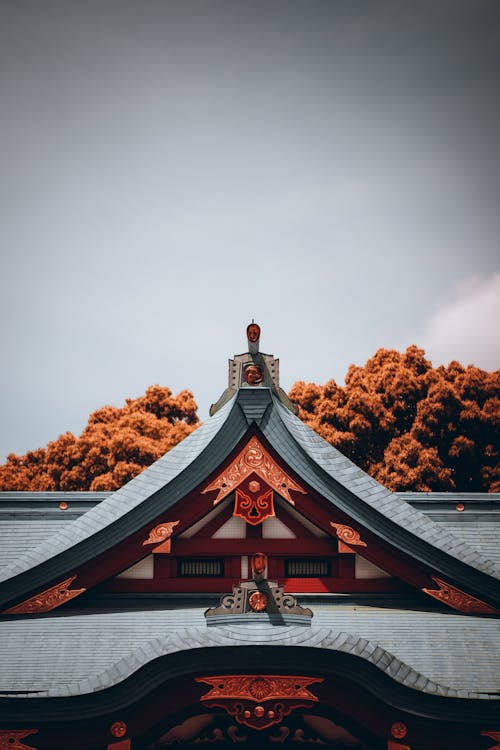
{"left": 0, "top": 632, "right": 498, "bottom": 724}
{"left": 261, "top": 395, "right": 500, "bottom": 606}
{"left": 0, "top": 394, "right": 247, "bottom": 608}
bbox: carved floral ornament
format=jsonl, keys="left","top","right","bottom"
{"left": 0, "top": 730, "right": 38, "bottom": 750}
{"left": 422, "top": 577, "right": 499, "bottom": 614}
{"left": 202, "top": 436, "right": 306, "bottom": 505}
{"left": 196, "top": 675, "right": 323, "bottom": 731}
{"left": 2, "top": 575, "right": 86, "bottom": 615}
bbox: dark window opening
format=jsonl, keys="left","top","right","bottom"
{"left": 285, "top": 559, "right": 331, "bottom": 577}
{"left": 178, "top": 559, "right": 224, "bottom": 577}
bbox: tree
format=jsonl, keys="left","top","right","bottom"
{"left": 0, "top": 386, "right": 199, "bottom": 491}
{"left": 289, "top": 347, "right": 500, "bottom": 492}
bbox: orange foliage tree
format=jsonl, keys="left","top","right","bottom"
{"left": 0, "top": 386, "right": 199, "bottom": 492}
{"left": 289, "top": 346, "right": 500, "bottom": 493}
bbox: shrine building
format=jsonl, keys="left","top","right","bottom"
{"left": 0, "top": 324, "right": 499, "bottom": 750}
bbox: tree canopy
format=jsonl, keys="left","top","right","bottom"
{"left": 0, "top": 348, "right": 498, "bottom": 493}
{"left": 0, "top": 386, "right": 199, "bottom": 491}
{"left": 289, "top": 346, "right": 500, "bottom": 492}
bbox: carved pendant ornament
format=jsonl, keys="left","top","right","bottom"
{"left": 0, "top": 730, "right": 38, "bottom": 750}
{"left": 3, "top": 575, "right": 86, "bottom": 614}
{"left": 142, "top": 520, "right": 179, "bottom": 553}
{"left": 202, "top": 436, "right": 306, "bottom": 506}
{"left": 422, "top": 577, "right": 499, "bottom": 614}
{"left": 234, "top": 487, "right": 275, "bottom": 525}
{"left": 196, "top": 675, "right": 323, "bottom": 731}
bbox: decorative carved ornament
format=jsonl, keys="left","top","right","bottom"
{"left": 3, "top": 575, "right": 86, "bottom": 615}
{"left": 330, "top": 523, "right": 367, "bottom": 552}
{"left": 482, "top": 732, "right": 500, "bottom": 750}
{"left": 391, "top": 722, "right": 407, "bottom": 739}
{"left": 422, "top": 577, "right": 499, "bottom": 614}
{"left": 205, "top": 579, "right": 312, "bottom": 619}
{"left": 142, "top": 520, "right": 179, "bottom": 553}
{"left": 0, "top": 730, "right": 38, "bottom": 750}
{"left": 110, "top": 721, "right": 127, "bottom": 738}
{"left": 234, "top": 488, "right": 275, "bottom": 525}
{"left": 202, "top": 436, "right": 306, "bottom": 505}
{"left": 196, "top": 675, "right": 323, "bottom": 731}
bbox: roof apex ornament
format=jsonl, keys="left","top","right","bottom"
{"left": 209, "top": 322, "right": 299, "bottom": 416}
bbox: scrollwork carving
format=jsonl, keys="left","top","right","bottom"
{"left": 202, "top": 436, "right": 305, "bottom": 505}
{"left": 330, "top": 523, "right": 367, "bottom": 548}
{"left": 3, "top": 576, "right": 85, "bottom": 614}
{"left": 422, "top": 577, "right": 499, "bottom": 614}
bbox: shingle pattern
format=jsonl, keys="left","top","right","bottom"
{"left": 269, "top": 396, "right": 500, "bottom": 581}
{"left": 0, "top": 604, "right": 498, "bottom": 699}
{"left": 0, "top": 398, "right": 235, "bottom": 584}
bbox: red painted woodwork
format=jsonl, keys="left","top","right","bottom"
{"left": 330, "top": 523, "right": 367, "bottom": 548}
{"left": 172, "top": 538, "right": 337, "bottom": 556}
{"left": 0, "top": 730, "right": 38, "bottom": 750}
{"left": 387, "top": 742, "right": 410, "bottom": 750}
{"left": 107, "top": 741, "right": 131, "bottom": 750}
{"left": 2, "top": 575, "right": 85, "bottom": 614}
{"left": 99, "top": 576, "right": 408, "bottom": 594}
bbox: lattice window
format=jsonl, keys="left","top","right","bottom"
{"left": 285, "top": 559, "right": 330, "bottom": 577}
{"left": 178, "top": 559, "right": 224, "bottom": 577}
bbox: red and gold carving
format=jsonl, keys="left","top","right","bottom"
{"left": 481, "top": 732, "right": 500, "bottom": 750}
{"left": 142, "top": 520, "right": 179, "bottom": 553}
{"left": 202, "top": 436, "right": 306, "bottom": 505}
{"left": 422, "top": 577, "right": 499, "bottom": 614}
{"left": 330, "top": 523, "right": 367, "bottom": 552}
{"left": 110, "top": 721, "right": 127, "bottom": 738}
{"left": 3, "top": 576, "right": 85, "bottom": 614}
{"left": 248, "top": 591, "right": 268, "bottom": 611}
{"left": 196, "top": 675, "right": 323, "bottom": 731}
{"left": 391, "top": 722, "right": 407, "bottom": 739}
{"left": 234, "top": 488, "right": 274, "bottom": 525}
{"left": 0, "top": 730, "right": 38, "bottom": 750}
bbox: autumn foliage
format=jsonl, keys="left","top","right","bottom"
{"left": 290, "top": 346, "right": 500, "bottom": 493}
{"left": 1, "top": 348, "right": 499, "bottom": 494}
{"left": 0, "top": 386, "right": 199, "bottom": 491}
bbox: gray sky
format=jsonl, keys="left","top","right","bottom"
{"left": 1, "top": 0, "right": 499, "bottom": 461}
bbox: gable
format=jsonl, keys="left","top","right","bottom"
{"left": 0, "top": 389, "right": 499, "bottom": 614}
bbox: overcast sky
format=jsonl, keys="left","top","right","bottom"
{"left": 1, "top": 0, "right": 499, "bottom": 461}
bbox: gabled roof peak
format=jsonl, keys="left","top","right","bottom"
{"left": 210, "top": 322, "right": 298, "bottom": 416}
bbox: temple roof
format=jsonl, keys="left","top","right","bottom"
{"left": 0, "top": 388, "right": 499, "bottom": 611}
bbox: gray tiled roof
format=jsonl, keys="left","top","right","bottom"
{"left": 0, "top": 389, "right": 498, "bottom": 610}
{"left": 268, "top": 396, "right": 500, "bottom": 581}
{"left": 0, "top": 603, "right": 498, "bottom": 699}
{"left": 0, "top": 398, "right": 236, "bottom": 585}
